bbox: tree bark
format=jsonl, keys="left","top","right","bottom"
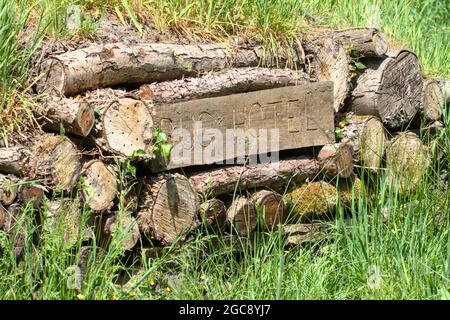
{"left": 251, "top": 190, "right": 285, "bottom": 229}
{"left": 385, "top": 131, "right": 431, "bottom": 193}
{"left": 137, "top": 173, "right": 199, "bottom": 245}
{"left": 199, "top": 198, "right": 227, "bottom": 231}
{"left": 102, "top": 211, "right": 141, "bottom": 251}
{"left": 36, "top": 96, "right": 95, "bottom": 137}
{"left": 36, "top": 42, "right": 303, "bottom": 96}
{"left": 339, "top": 113, "right": 387, "bottom": 173}
{"left": 138, "top": 67, "right": 309, "bottom": 104}
{"left": 324, "top": 28, "right": 388, "bottom": 57}
{"left": 80, "top": 160, "right": 118, "bottom": 212}
{"left": 226, "top": 196, "right": 257, "bottom": 236}
{"left": 0, "top": 174, "right": 18, "bottom": 205}
{"left": 317, "top": 143, "right": 354, "bottom": 178}
{"left": 0, "top": 135, "right": 81, "bottom": 191}
{"left": 350, "top": 50, "right": 423, "bottom": 130}
{"left": 85, "top": 89, "right": 154, "bottom": 158}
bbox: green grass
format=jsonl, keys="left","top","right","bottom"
{"left": 0, "top": 0, "right": 449, "bottom": 300}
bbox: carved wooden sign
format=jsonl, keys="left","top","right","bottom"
{"left": 152, "top": 82, "right": 335, "bottom": 171}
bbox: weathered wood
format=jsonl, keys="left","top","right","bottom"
{"left": 37, "top": 96, "right": 95, "bottom": 137}
{"left": 1, "top": 203, "right": 26, "bottom": 257}
{"left": 152, "top": 82, "right": 335, "bottom": 171}
{"left": 439, "top": 80, "right": 450, "bottom": 105}
{"left": 18, "top": 184, "right": 46, "bottom": 209}
{"left": 226, "top": 196, "right": 257, "bottom": 236}
{"left": 86, "top": 89, "right": 154, "bottom": 158}
{"left": 385, "top": 132, "right": 431, "bottom": 193}
{"left": 0, "top": 174, "right": 18, "bottom": 205}
{"left": 137, "top": 173, "right": 199, "bottom": 245}
{"left": 287, "top": 177, "right": 362, "bottom": 221}
{"left": 280, "top": 222, "right": 332, "bottom": 246}
{"left": 36, "top": 42, "right": 304, "bottom": 96}
{"left": 80, "top": 160, "right": 118, "bottom": 212}
{"left": 415, "top": 78, "right": 444, "bottom": 125}
{"left": 317, "top": 143, "right": 354, "bottom": 178}
{"left": 102, "top": 211, "right": 140, "bottom": 251}
{"left": 326, "top": 28, "right": 388, "bottom": 57}
{"left": 251, "top": 190, "right": 285, "bottom": 229}
{"left": 339, "top": 113, "right": 387, "bottom": 173}
{"left": 138, "top": 68, "right": 309, "bottom": 104}
{"left": 350, "top": 50, "right": 423, "bottom": 129}
{"left": 0, "top": 135, "right": 81, "bottom": 191}
{"left": 307, "top": 37, "right": 351, "bottom": 111}
{"left": 188, "top": 156, "right": 320, "bottom": 197}
{"left": 199, "top": 198, "right": 227, "bottom": 231}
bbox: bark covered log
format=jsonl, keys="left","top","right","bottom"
{"left": 102, "top": 211, "right": 141, "bottom": 251}
{"left": 251, "top": 190, "right": 285, "bottom": 228}
{"left": 317, "top": 143, "right": 354, "bottom": 178}
{"left": 137, "top": 173, "right": 199, "bottom": 245}
{"left": 339, "top": 113, "right": 387, "bottom": 173}
{"left": 226, "top": 196, "right": 257, "bottom": 236}
{"left": 350, "top": 50, "right": 423, "bottom": 129}
{"left": 0, "top": 135, "right": 81, "bottom": 191}
{"left": 385, "top": 132, "right": 431, "bottom": 193}
{"left": 80, "top": 160, "right": 118, "bottom": 212}
{"left": 36, "top": 96, "right": 95, "bottom": 137}
{"left": 138, "top": 67, "right": 309, "bottom": 103}
{"left": 36, "top": 42, "right": 303, "bottom": 96}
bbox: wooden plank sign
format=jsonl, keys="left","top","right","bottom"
{"left": 151, "top": 82, "right": 335, "bottom": 171}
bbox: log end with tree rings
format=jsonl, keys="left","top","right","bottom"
{"left": 101, "top": 98, "right": 154, "bottom": 158}
{"left": 137, "top": 174, "right": 199, "bottom": 246}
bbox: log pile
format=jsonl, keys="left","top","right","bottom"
{"left": 0, "top": 27, "right": 446, "bottom": 259}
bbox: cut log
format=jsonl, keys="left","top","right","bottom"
{"left": 102, "top": 211, "right": 140, "bottom": 251}
{"left": 317, "top": 143, "right": 354, "bottom": 178}
{"left": 151, "top": 82, "right": 335, "bottom": 171}
{"left": 18, "top": 184, "right": 46, "bottom": 209}
{"left": 138, "top": 67, "right": 309, "bottom": 103}
{"left": 137, "top": 173, "right": 199, "bottom": 245}
{"left": 226, "top": 196, "right": 257, "bottom": 236}
{"left": 280, "top": 222, "right": 332, "bottom": 246}
{"left": 42, "top": 198, "right": 85, "bottom": 248}
{"left": 36, "top": 42, "right": 303, "bottom": 96}
{"left": 385, "top": 132, "right": 431, "bottom": 193}
{"left": 308, "top": 37, "right": 351, "bottom": 111}
{"left": 251, "top": 190, "right": 285, "bottom": 228}
{"left": 439, "top": 80, "right": 450, "bottom": 105}
{"left": 413, "top": 78, "right": 444, "bottom": 125}
{"left": 199, "top": 198, "right": 227, "bottom": 231}
{"left": 36, "top": 96, "right": 95, "bottom": 137}
{"left": 1, "top": 203, "right": 26, "bottom": 257}
{"left": 339, "top": 113, "right": 387, "bottom": 173}
{"left": 86, "top": 89, "right": 154, "bottom": 158}
{"left": 0, "top": 136, "right": 81, "bottom": 191}
{"left": 80, "top": 160, "right": 118, "bottom": 212}
{"left": 350, "top": 50, "right": 423, "bottom": 129}
{"left": 286, "top": 177, "right": 362, "bottom": 221}
{"left": 325, "top": 28, "right": 388, "bottom": 57}
{"left": 0, "top": 174, "right": 18, "bottom": 205}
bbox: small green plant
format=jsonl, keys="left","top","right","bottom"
{"left": 152, "top": 128, "right": 172, "bottom": 161}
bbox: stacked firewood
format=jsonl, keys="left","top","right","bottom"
{"left": 0, "top": 27, "right": 447, "bottom": 255}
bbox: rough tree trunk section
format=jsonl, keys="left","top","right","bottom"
{"left": 339, "top": 113, "right": 387, "bottom": 173}
{"left": 350, "top": 50, "right": 423, "bottom": 130}
{"left": 251, "top": 190, "right": 285, "bottom": 228}
{"left": 102, "top": 211, "right": 141, "bottom": 251}
{"left": 414, "top": 78, "right": 444, "bottom": 125}
{"left": 226, "top": 196, "right": 257, "bottom": 236}
{"left": 188, "top": 156, "right": 320, "bottom": 197}
{"left": 18, "top": 184, "right": 46, "bottom": 209}
{"left": 0, "top": 136, "right": 81, "bottom": 191}
{"left": 317, "top": 143, "right": 354, "bottom": 178}
{"left": 36, "top": 42, "right": 303, "bottom": 96}
{"left": 0, "top": 174, "right": 18, "bottom": 205}
{"left": 439, "top": 80, "right": 450, "bottom": 105}
{"left": 199, "top": 198, "right": 227, "bottom": 231}
{"left": 81, "top": 160, "right": 118, "bottom": 212}
{"left": 137, "top": 173, "right": 199, "bottom": 245}
{"left": 385, "top": 132, "right": 431, "bottom": 193}
{"left": 325, "top": 28, "right": 388, "bottom": 57}
{"left": 37, "top": 97, "right": 95, "bottom": 137}
{"left": 307, "top": 37, "right": 351, "bottom": 111}
{"left": 138, "top": 67, "right": 309, "bottom": 103}
{"left": 281, "top": 222, "right": 332, "bottom": 246}
{"left": 1, "top": 203, "right": 26, "bottom": 257}
{"left": 86, "top": 89, "right": 154, "bottom": 158}
{"left": 287, "top": 177, "right": 362, "bottom": 221}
